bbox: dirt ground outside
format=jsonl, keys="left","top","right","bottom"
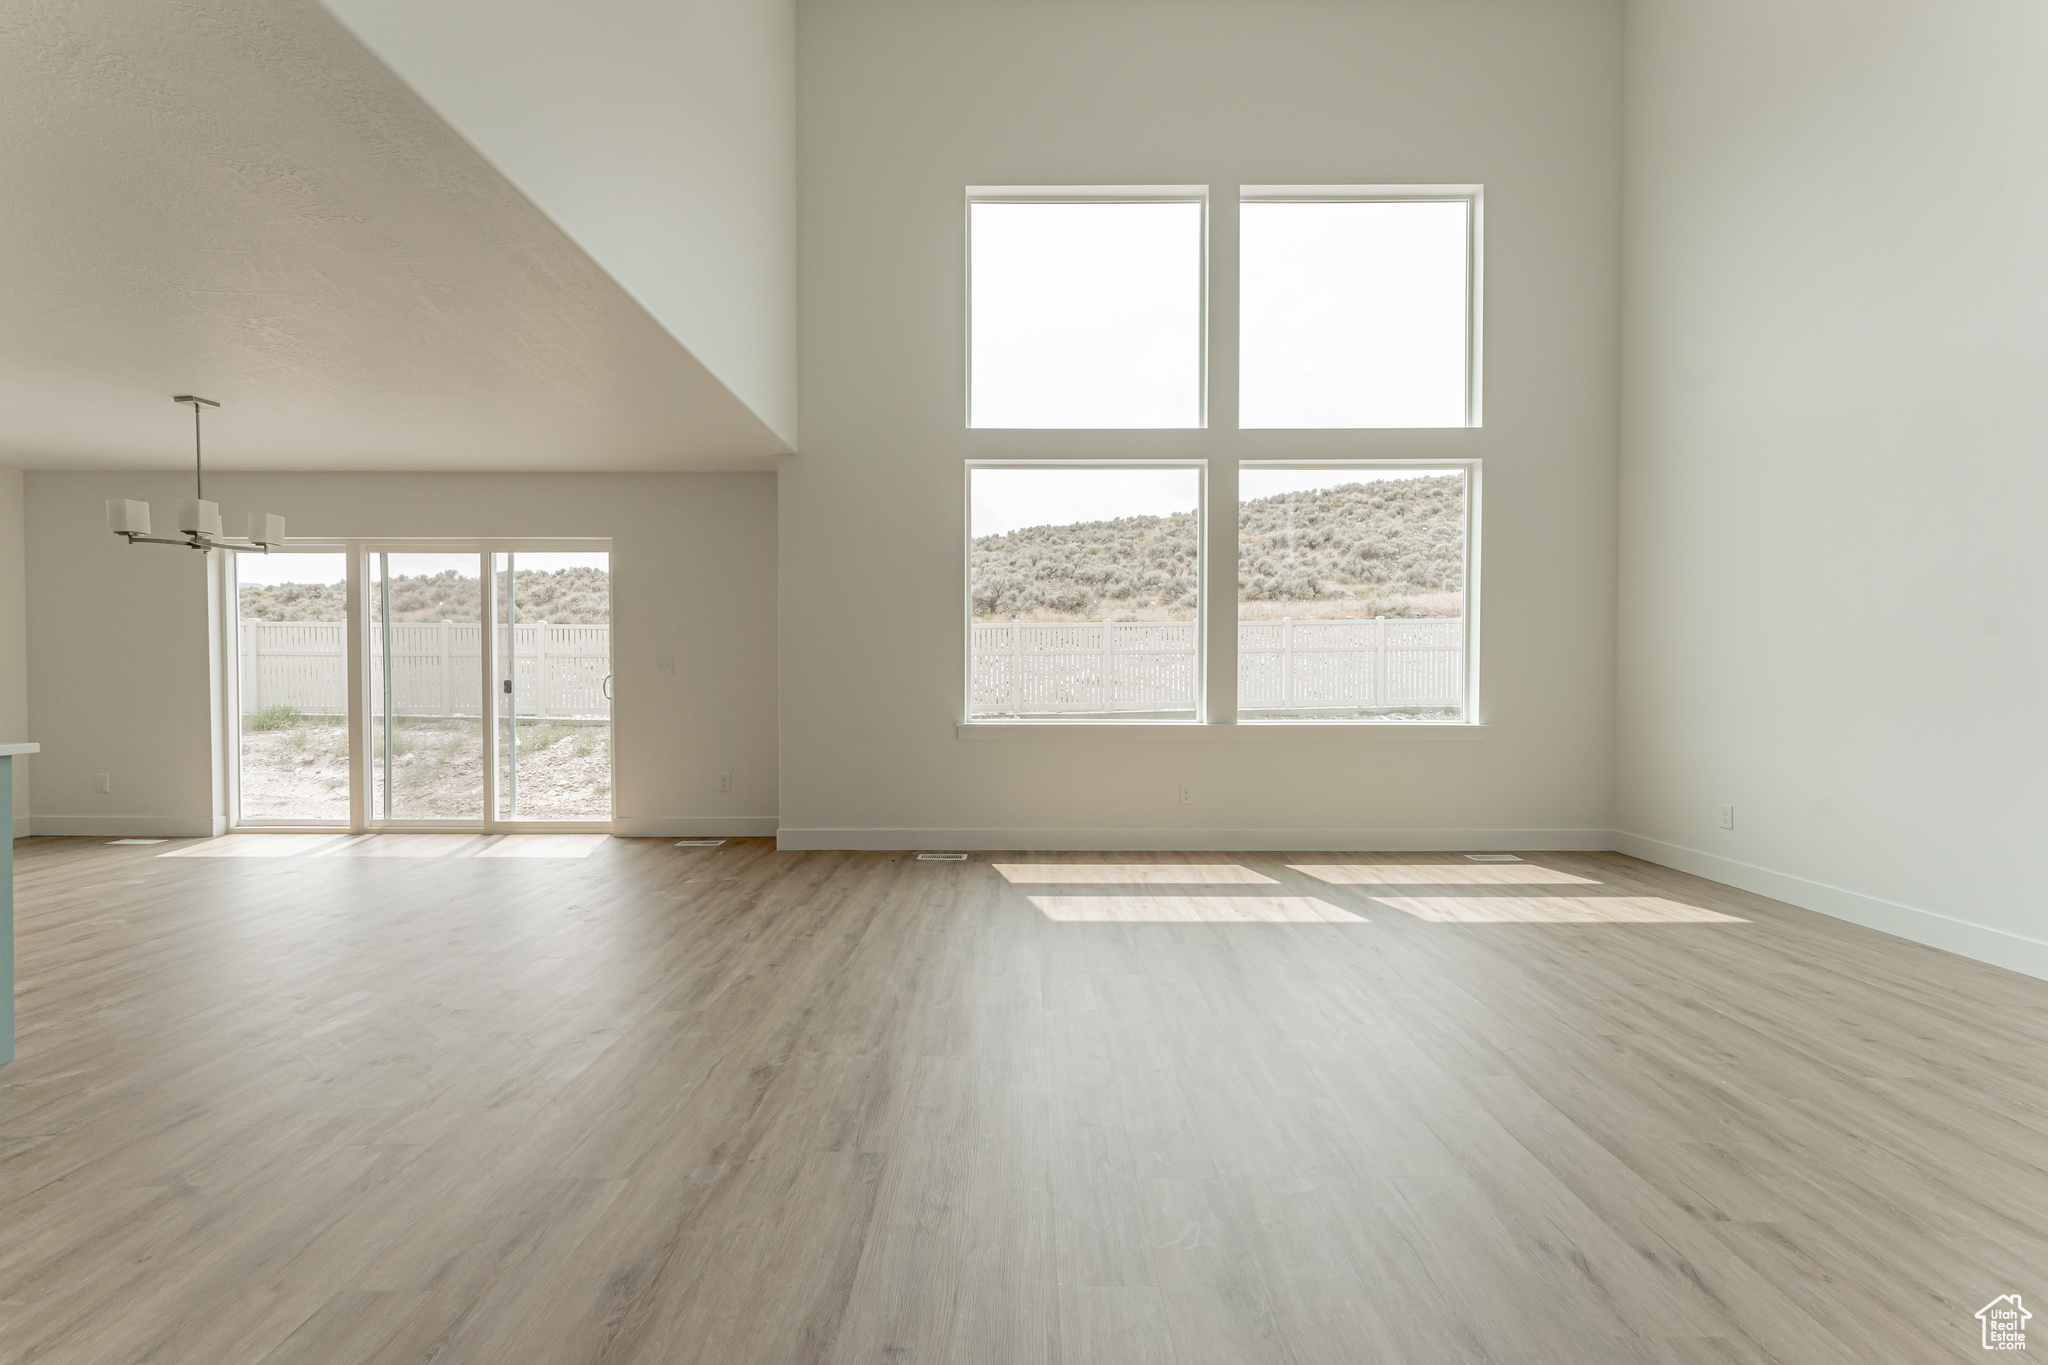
{"left": 239, "top": 716, "right": 611, "bottom": 823}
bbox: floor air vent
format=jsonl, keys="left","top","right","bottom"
{"left": 675, "top": 839, "right": 726, "bottom": 847}
{"left": 916, "top": 853, "right": 968, "bottom": 861}
{"left": 1464, "top": 853, "right": 1522, "bottom": 862}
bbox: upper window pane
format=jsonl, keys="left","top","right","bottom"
{"left": 969, "top": 200, "right": 1203, "bottom": 428}
{"left": 1240, "top": 199, "right": 1471, "bottom": 428}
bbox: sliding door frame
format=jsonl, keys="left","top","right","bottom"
{"left": 479, "top": 539, "right": 612, "bottom": 833}
{"left": 357, "top": 538, "right": 613, "bottom": 836}
{"left": 226, "top": 537, "right": 613, "bottom": 834}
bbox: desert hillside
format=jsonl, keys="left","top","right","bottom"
{"left": 972, "top": 473, "right": 1464, "bottom": 621}
{"left": 240, "top": 566, "right": 611, "bottom": 624}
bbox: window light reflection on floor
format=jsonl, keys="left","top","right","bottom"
{"left": 470, "top": 835, "right": 610, "bottom": 859}
{"left": 315, "top": 835, "right": 481, "bottom": 859}
{"left": 1028, "top": 895, "right": 1364, "bottom": 923}
{"left": 1291, "top": 864, "right": 1600, "bottom": 886}
{"left": 159, "top": 834, "right": 350, "bottom": 858}
{"left": 1369, "top": 895, "right": 1744, "bottom": 924}
{"left": 159, "top": 833, "right": 607, "bottom": 860}
{"left": 994, "top": 864, "right": 1278, "bottom": 885}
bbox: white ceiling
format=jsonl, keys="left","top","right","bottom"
{"left": 0, "top": 0, "right": 789, "bottom": 472}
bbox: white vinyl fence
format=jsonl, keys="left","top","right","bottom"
{"left": 248, "top": 616, "right": 1456, "bottom": 721}
{"left": 971, "top": 617, "right": 1463, "bottom": 715}
{"left": 240, "top": 621, "right": 611, "bottom": 720}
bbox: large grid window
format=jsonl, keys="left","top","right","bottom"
{"left": 968, "top": 465, "right": 1201, "bottom": 718}
{"left": 968, "top": 196, "right": 1204, "bottom": 428}
{"left": 962, "top": 182, "right": 1481, "bottom": 725}
{"left": 1238, "top": 466, "right": 1469, "bottom": 720}
{"left": 1239, "top": 195, "right": 1474, "bottom": 428}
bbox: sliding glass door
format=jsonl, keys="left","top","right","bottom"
{"left": 230, "top": 540, "right": 613, "bottom": 832}
{"left": 368, "top": 552, "right": 486, "bottom": 824}
{"left": 493, "top": 551, "right": 613, "bottom": 822}
{"left": 232, "top": 551, "right": 351, "bottom": 825}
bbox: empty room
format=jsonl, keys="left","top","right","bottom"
{"left": 0, "top": 0, "right": 2042, "bottom": 1361}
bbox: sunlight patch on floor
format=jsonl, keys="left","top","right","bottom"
{"left": 1029, "top": 895, "right": 1364, "bottom": 923}
{"left": 159, "top": 833, "right": 607, "bottom": 860}
{"left": 995, "top": 864, "right": 1279, "bottom": 885}
{"left": 1369, "top": 895, "right": 1744, "bottom": 924}
{"left": 1292, "top": 864, "right": 1600, "bottom": 886}
{"left": 315, "top": 835, "right": 483, "bottom": 859}
{"left": 473, "top": 834, "right": 609, "bottom": 859}
{"left": 159, "top": 834, "right": 350, "bottom": 858}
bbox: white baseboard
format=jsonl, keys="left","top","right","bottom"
{"left": 1614, "top": 830, "right": 2048, "bottom": 982}
{"left": 12, "top": 813, "right": 27, "bottom": 840}
{"left": 612, "top": 816, "right": 779, "bottom": 839}
{"left": 774, "top": 826, "right": 1617, "bottom": 852}
{"left": 31, "top": 814, "right": 222, "bottom": 838}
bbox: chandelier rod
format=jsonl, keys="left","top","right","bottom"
{"left": 173, "top": 395, "right": 219, "bottom": 501}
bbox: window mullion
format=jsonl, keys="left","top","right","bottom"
{"left": 345, "top": 546, "right": 367, "bottom": 832}
{"left": 1204, "top": 459, "right": 1239, "bottom": 724}
{"left": 1203, "top": 188, "right": 1238, "bottom": 723}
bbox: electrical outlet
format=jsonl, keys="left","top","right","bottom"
{"left": 1178, "top": 781, "right": 1194, "bottom": 805}
{"left": 1718, "top": 803, "right": 1735, "bottom": 831}
{"left": 94, "top": 773, "right": 112, "bottom": 795}
{"left": 656, "top": 655, "right": 676, "bottom": 676}
{"left": 717, "top": 772, "right": 732, "bottom": 794}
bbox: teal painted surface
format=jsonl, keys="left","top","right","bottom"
{"left": 1, "top": 756, "right": 12, "bottom": 1063}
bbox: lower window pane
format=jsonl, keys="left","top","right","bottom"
{"left": 236, "top": 553, "right": 351, "bottom": 822}
{"left": 970, "top": 466, "right": 1200, "bottom": 719}
{"left": 1238, "top": 468, "right": 1468, "bottom": 720}
{"left": 369, "top": 554, "right": 485, "bottom": 821}
{"left": 494, "top": 551, "right": 614, "bottom": 823}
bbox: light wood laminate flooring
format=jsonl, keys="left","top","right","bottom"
{"left": 1, "top": 836, "right": 2043, "bottom": 1363}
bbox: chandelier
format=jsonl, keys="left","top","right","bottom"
{"left": 105, "top": 396, "right": 285, "bottom": 552}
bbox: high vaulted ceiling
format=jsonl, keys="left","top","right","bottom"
{"left": 0, "top": 0, "right": 789, "bottom": 471}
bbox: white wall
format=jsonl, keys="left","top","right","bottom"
{"left": 784, "top": 0, "right": 1623, "bottom": 848}
{"left": 0, "top": 468, "right": 27, "bottom": 836}
{"left": 1619, "top": 0, "right": 2048, "bottom": 974}
{"left": 320, "top": 0, "right": 799, "bottom": 448}
{"left": 25, "top": 473, "right": 777, "bottom": 837}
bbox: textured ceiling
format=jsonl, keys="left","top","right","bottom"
{"left": 0, "top": 0, "right": 789, "bottom": 471}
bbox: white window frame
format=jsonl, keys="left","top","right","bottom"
{"left": 965, "top": 186, "right": 1211, "bottom": 430}
{"left": 964, "top": 460, "right": 1209, "bottom": 723}
{"left": 1238, "top": 185, "right": 1484, "bottom": 429}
